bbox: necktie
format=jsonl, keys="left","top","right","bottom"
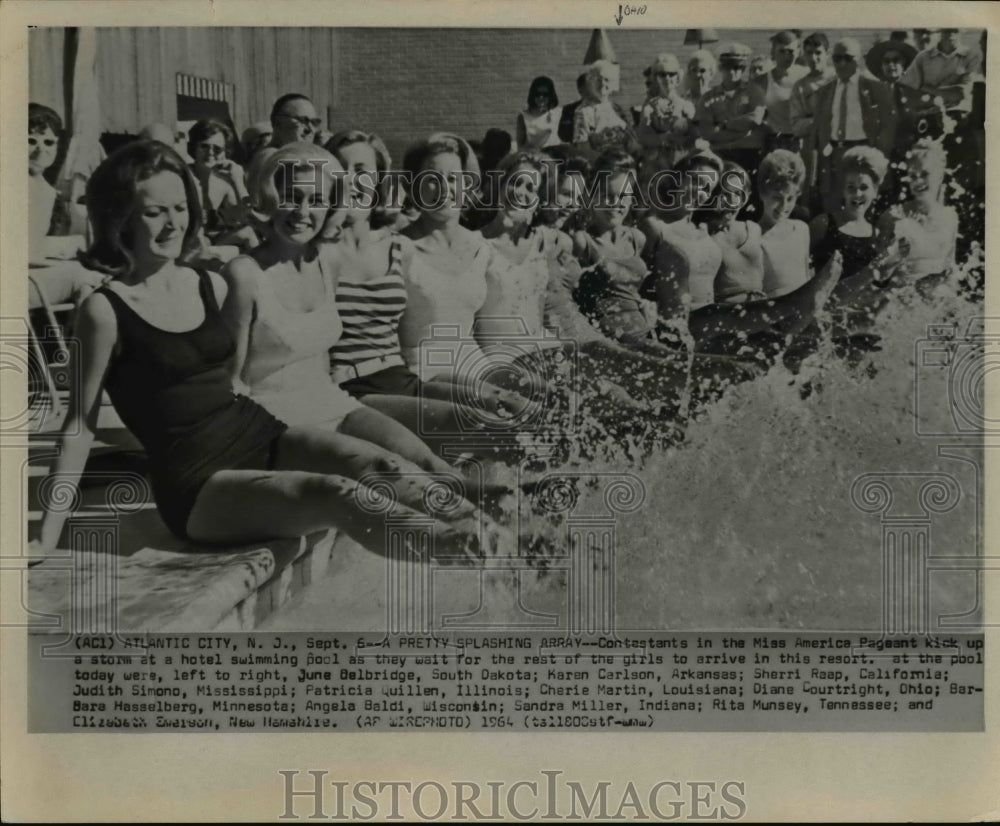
{"left": 836, "top": 81, "right": 848, "bottom": 141}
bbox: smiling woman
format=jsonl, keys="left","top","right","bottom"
{"left": 32, "top": 139, "right": 508, "bottom": 564}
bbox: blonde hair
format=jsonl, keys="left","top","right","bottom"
{"left": 906, "top": 139, "right": 948, "bottom": 173}
{"left": 250, "top": 141, "right": 344, "bottom": 217}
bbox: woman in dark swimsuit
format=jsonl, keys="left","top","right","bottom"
{"left": 31, "top": 141, "right": 510, "bottom": 564}
{"left": 809, "top": 146, "right": 898, "bottom": 335}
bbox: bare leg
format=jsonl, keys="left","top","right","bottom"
{"left": 339, "top": 406, "right": 452, "bottom": 475}
{"left": 357, "top": 393, "right": 524, "bottom": 463}
{"left": 273, "top": 425, "right": 475, "bottom": 520}
{"left": 185, "top": 469, "right": 483, "bottom": 562}
{"left": 690, "top": 252, "right": 843, "bottom": 351}
{"left": 425, "top": 376, "right": 533, "bottom": 422}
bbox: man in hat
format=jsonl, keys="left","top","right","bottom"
{"left": 813, "top": 37, "right": 897, "bottom": 212}
{"left": 755, "top": 30, "right": 810, "bottom": 153}
{"left": 695, "top": 42, "right": 767, "bottom": 173}
{"left": 865, "top": 38, "right": 920, "bottom": 157}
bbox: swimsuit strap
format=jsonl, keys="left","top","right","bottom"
{"left": 387, "top": 234, "right": 405, "bottom": 277}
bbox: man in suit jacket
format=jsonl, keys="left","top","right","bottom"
{"left": 557, "top": 74, "right": 587, "bottom": 144}
{"left": 813, "top": 37, "right": 897, "bottom": 212}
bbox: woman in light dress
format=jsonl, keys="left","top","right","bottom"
{"left": 515, "top": 76, "right": 564, "bottom": 151}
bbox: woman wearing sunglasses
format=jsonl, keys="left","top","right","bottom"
{"left": 515, "top": 76, "right": 563, "bottom": 151}
{"left": 186, "top": 119, "right": 257, "bottom": 251}
{"left": 635, "top": 53, "right": 696, "bottom": 169}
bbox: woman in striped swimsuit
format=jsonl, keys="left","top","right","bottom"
{"left": 325, "top": 131, "right": 531, "bottom": 454}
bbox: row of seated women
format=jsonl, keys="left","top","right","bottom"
{"left": 31, "top": 127, "right": 957, "bottom": 565}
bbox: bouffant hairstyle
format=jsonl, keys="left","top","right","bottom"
{"left": 401, "top": 133, "right": 483, "bottom": 214}
{"left": 325, "top": 129, "right": 397, "bottom": 225}
{"left": 838, "top": 145, "right": 889, "bottom": 189}
{"left": 758, "top": 149, "right": 806, "bottom": 194}
{"left": 905, "top": 138, "right": 948, "bottom": 173}
{"left": 402, "top": 133, "right": 481, "bottom": 178}
{"left": 249, "top": 141, "right": 344, "bottom": 217}
{"left": 80, "top": 140, "right": 203, "bottom": 277}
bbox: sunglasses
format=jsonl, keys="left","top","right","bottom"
{"left": 278, "top": 114, "right": 322, "bottom": 129}
{"left": 196, "top": 143, "right": 226, "bottom": 155}
{"left": 832, "top": 54, "right": 857, "bottom": 63}
{"left": 29, "top": 136, "right": 57, "bottom": 148}
{"left": 720, "top": 61, "right": 747, "bottom": 70}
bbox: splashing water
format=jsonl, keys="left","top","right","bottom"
{"left": 508, "top": 263, "right": 984, "bottom": 632}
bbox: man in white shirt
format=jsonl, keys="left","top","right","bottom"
{"left": 789, "top": 32, "right": 835, "bottom": 211}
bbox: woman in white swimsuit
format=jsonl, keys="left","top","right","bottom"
{"left": 397, "top": 134, "right": 535, "bottom": 419}
{"left": 223, "top": 142, "right": 466, "bottom": 476}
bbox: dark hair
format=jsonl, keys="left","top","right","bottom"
{"left": 29, "top": 102, "right": 63, "bottom": 136}
{"left": 716, "top": 162, "right": 751, "bottom": 213}
{"left": 526, "top": 76, "right": 559, "bottom": 109}
{"left": 479, "top": 129, "right": 513, "bottom": 174}
{"left": 592, "top": 147, "right": 637, "bottom": 178}
{"left": 771, "top": 30, "right": 799, "bottom": 47}
{"left": 186, "top": 119, "right": 235, "bottom": 160}
{"left": 576, "top": 73, "right": 587, "bottom": 92}
{"left": 403, "top": 134, "right": 479, "bottom": 178}
{"left": 803, "top": 32, "right": 830, "bottom": 50}
{"left": 758, "top": 149, "right": 806, "bottom": 194}
{"left": 269, "top": 93, "right": 313, "bottom": 124}
{"left": 81, "top": 140, "right": 203, "bottom": 277}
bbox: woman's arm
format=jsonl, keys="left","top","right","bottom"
{"left": 572, "top": 106, "right": 590, "bottom": 145}
{"left": 515, "top": 113, "right": 528, "bottom": 149}
{"left": 649, "top": 236, "right": 692, "bottom": 326}
{"left": 35, "top": 293, "right": 117, "bottom": 555}
{"left": 219, "top": 256, "right": 260, "bottom": 389}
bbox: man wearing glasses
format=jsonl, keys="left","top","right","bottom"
{"left": 813, "top": 37, "right": 896, "bottom": 212}
{"left": 269, "top": 93, "right": 323, "bottom": 147}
